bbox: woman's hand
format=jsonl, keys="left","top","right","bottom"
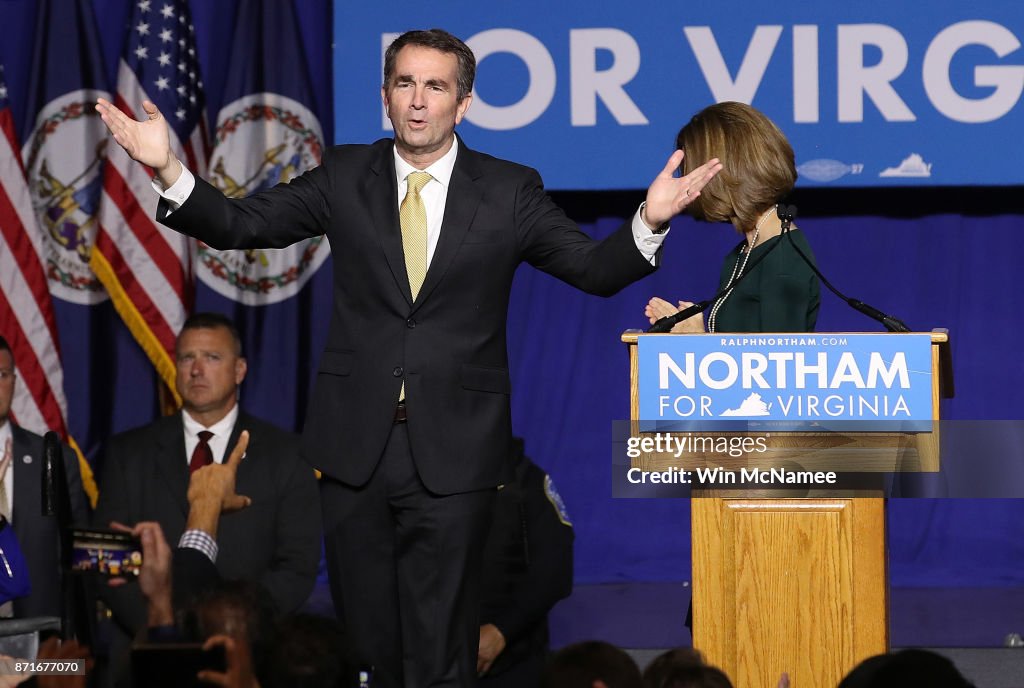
{"left": 645, "top": 297, "right": 705, "bottom": 333}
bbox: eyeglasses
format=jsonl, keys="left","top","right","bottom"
{"left": 0, "top": 370, "right": 14, "bottom": 382}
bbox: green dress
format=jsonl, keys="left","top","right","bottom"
{"left": 709, "top": 228, "right": 819, "bottom": 333}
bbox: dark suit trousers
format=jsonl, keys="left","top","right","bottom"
{"left": 321, "top": 424, "right": 495, "bottom": 688}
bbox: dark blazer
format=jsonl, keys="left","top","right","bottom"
{"left": 93, "top": 411, "right": 321, "bottom": 633}
{"left": 171, "top": 546, "right": 221, "bottom": 611}
{"left": 9, "top": 423, "right": 88, "bottom": 618}
{"left": 159, "top": 137, "right": 657, "bottom": 494}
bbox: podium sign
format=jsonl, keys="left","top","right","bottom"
{"left": 623, "top": 330, "right": 952, "bottom": 687}
{"left": 638, "top": 333, "right": 934, "bottom": 432}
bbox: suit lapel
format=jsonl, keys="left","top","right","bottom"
{"left": 363, "top": 142, "right": 411, "bottom": 306}
{"left": 412, "top": 140, "right": 483, "bottom": 312}
{"left": 154, "top": 416, "right": 190, "bottom": 518}
{"left": 10, "top": 425, "right": 37, "bottom": 542}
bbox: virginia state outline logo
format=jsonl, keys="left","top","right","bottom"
{"left": 199, "top": 92, "right": 329, "bottom": 305}
{"left": 22, "top": 89, "right": 111, "bottom": 304}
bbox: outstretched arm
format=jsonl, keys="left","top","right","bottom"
{"left": 95, "top": 98, "right": 181, "bottom": 187}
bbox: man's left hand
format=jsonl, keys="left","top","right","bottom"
{"left": 643, "top": 151, "right": 722, "bottom": 228}
{"left": 477, "top": 623, "right": 507, "bottom": 676}
{"left": 108, "top": 521, "right": 174, "bottom": 627}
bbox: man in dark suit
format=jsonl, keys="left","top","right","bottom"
{"left": 93, "top": 313, "right": 320, "bottom": 639}
{"left": 0, "top": 336, "right": 88, "bottom": 619}
{"left": 96, "top": 29, "right": 721, "bottom": 687}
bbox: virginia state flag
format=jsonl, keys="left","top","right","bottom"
{"left": 17, "top": 0, "right": 114, "bottom": 503}
{"left": 194, "top": 0, "right": 333, "bottom": 431}
{"left": 20, "top": 0, "right": 111, "bottom": 307}
{"left": 93, "top": 0, "right": 209, "bottom": 407}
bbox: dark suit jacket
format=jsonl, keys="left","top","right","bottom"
{"left": 160, "top": 137, "right": 657, "bottom": 494}
{"left": 9, "top": 423, "right": 88, "bottom": 618}
{"left": 171, "top": 546, "right": 221, "bottom": 611}
{"left": 93, "top": 411, "right": 321, "bottom": 633}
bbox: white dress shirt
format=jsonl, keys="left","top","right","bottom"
{"left": 154, "top": 136, "right": 668, "bottom": 264}
{"left": 392, "top": 139, "right": 458, "bottom": 268}
{"left": 182, "top": 404, "right": 238, "bottom": 466}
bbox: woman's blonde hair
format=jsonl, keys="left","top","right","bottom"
{"left": 676, "top": 102, "right": 796, "bottom": 233}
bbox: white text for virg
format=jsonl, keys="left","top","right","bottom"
{"left": 382, "top": 21, "right": 1024, "bottom": 130}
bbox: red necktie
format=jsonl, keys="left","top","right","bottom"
{"left": 189, "top": 430, "right": 214, "bottom": 474}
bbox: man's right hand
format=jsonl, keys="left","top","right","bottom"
{"left": 188, "top": 431, "right": 251, "bottom": 514}
{"left": 184, "top": 431, "right": 250, "bottom": 540}
{"left": 476, "top": 624, "right": 507, "bottom": 677}
{"left": 95, "top": 98, "right": 181, "bottom": 187}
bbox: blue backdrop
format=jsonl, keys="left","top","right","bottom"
{"left": 334, "top": 1, "right": 1024, "bottom": 188}
{"left": 0, "top": 1, "right": 1021, "bottom": 593}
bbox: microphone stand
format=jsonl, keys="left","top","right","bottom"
{"left": 42, "top": 433, "right": 86, "bottom": 643}
{"left": 775, "top": 204, "right": 911, "bottom": 332}
{"left": 647, "top": 231, "right": 786, "bottom": 333}
{"left": 648, "top": 204, "right": 911, "bottom": 334}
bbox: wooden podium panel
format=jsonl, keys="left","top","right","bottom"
{"left": 623, "top": 330, "right": 951, "bottom": 687}
{"left": 691, "top": 497, "right": 887, "bottom": 688}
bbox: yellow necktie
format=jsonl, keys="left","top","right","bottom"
{"left": 398, "top": 171, "right": 431, "bottom": 403}
{"left": 400, "top": 171, "right": 432, "bottom": 301}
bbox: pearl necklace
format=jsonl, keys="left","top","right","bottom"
{"left": 708, "top": 205, "right": 777, "bottom": 333}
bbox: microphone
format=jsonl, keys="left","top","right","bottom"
{"left": 42, "top": 431, "right": 61, "bottom": 517}
{"left": 648, "top": 203, "right": 912, "bottom": 334}
{"left": 648, "top": 300, "right": 712, "bottom": 333}
{"left": 846, "top": 299, "right": 911, "bottom": 333}
{"left": 777, "top": 204, "right": 796, "bottom": 231}
{"left": 647, "top": 218, "right": 789, "bottom": 333}
{"left": 776, "top": 206, "right": 911, "bottom": 332}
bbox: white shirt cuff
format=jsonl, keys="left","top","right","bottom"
{"left": 178, "top": 528, "right": 218, "bottom": 563}
{"left": 631, "top": 205, "right": 669, "bottom": 265}
{"left": 151, "top": 163, "right": 196, "bottom": 211}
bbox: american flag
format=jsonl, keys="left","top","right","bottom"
{"left": 0, "top": 64, "right": 71, "bottom": 438}
{"left": 93, "top": 0, "right": 209, "bottom": 404}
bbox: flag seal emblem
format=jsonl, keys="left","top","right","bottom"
{"left": 198, "top": 93, "right": 329, "bottom": 304}
{"left": 23, "top": 90, "right": 110, "bottom": 304}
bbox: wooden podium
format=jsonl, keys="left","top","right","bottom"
{"left": 622, "top": 331, "right": 952, "bottom": 688}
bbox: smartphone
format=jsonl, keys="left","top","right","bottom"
{"left": 68, "top": 527, "right": 143, "bottom": 577}
{"left": 131, "top": 643, "right": 227, "bottom": 687}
